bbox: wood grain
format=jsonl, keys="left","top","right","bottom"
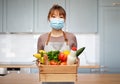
{"left": 39, "top": 65, "right": 77, "bottom": 74}
{"left": 0, "top": 73, "right": 120, "bottom": 84}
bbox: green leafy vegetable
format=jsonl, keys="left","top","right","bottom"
{"left": 47, "top": 50, "right": 60, "bottom": 61}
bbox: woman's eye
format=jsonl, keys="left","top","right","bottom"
{"left": 60, "top": 17, "right": 63, "bottom": 18}
{"left": 60, "top": 16, "right": 64, "bottom": 18}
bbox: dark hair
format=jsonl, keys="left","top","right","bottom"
{"left": 47, "top": 4, "right": 66, "bottom": 20}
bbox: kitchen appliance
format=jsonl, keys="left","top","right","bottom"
{"left": 0, "top": 68, "right": 7, "bottom": 76}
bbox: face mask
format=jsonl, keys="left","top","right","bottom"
{"left": 50, "top": 18, "right": 64, "bottom": 30}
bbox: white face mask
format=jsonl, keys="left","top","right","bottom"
{"left": 50, "top": 18, "right": 64, "bottom": 30}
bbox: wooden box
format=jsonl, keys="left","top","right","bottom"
{"left": 38, "top": 64, "right": 78, "bottom": 83}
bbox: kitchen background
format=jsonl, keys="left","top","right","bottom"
{"left": 0, "top": 0, "right": 120, "bottom": 73}
{"left": 0, "top": 34, "right": 98, "bottom": 66}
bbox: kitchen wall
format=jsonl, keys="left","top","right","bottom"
{"left": 0, "top": 33, "right": 99, "bottom": 66}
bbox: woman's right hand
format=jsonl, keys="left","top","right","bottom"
{"left": 36, "top": 59, "right": 41, "bottom": 67}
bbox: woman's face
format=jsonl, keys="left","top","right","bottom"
{"left": 49, "top": 10, "right": 65, "bottom": 30}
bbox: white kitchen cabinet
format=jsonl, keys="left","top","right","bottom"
{"left": 4, "top": 0, "right": 34, "bottom": 32}
{"left": 66, "top": 0, "right": 98, "bottom": 33}
{"left": 1, "top": 0, "right": 65, "bottom": 33}
{"left": 99, "top": 0, "right": 120, "bottom": 6}
{"left": 1, "top": 0, "right": 98, "bottom": 33}
{"left": 99, "top": 0, "right": 120, "bottom": 73}
{"left": 0, "top": 0, "right": 2, "bottom": 32}
{"left": 34, "top": 0, "right": 66, "bottom": 33}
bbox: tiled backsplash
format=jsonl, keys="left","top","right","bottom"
{"left": 0, "top": 34, "right": 99, "bottom": 65}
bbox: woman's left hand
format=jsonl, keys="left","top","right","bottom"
{"left": 75, "top": 58, "right": 80, "bottom": 67}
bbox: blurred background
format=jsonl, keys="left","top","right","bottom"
{"left": 0, "top": 0, "right": 120, "bottom": 73}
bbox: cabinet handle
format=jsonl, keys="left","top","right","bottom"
{"left": 112, "top": 3, "right": 120, "bottom": 6}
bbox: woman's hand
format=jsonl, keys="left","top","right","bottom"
{"left": 36, "top": 59, "right": 41, "bottom": 67}
{"left": 75, "top": 58, "right": 80, "bottom": 67}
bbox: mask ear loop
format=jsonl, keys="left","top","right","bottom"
{"left": 63, "top": 31, "right": 68, "bottom": 45}
{"left": 46, "top": 32, "right": 51, "bottom": 45}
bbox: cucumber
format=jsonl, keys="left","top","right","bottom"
{"left": 76, "top": 47, "right": 85, "bottom": 57}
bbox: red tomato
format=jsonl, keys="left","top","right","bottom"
{"left": 72, "top": 46, "right": 77, "bottom": 51}
{"left": 49, "top": 60, "right": 58, "bottom": 65}
{"left": 58, "top": 52, "right": 67, "bottom": 62}
{"left": 60, "top": 62, "right": 67, "bottom": 65}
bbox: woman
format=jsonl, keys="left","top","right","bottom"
{"left": 37, "top": 4, "right": 78, "bottom": 84}
{"left": 37, "top": 4, "right": 77, "bottom": 52}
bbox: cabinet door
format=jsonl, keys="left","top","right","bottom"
{"left": 99, "top": 0, "right": 120, "bottom": 6}
{"left": 100, "top": 6, "right": 120, "bottom": 73}
{"left": 5, "top": 0, "right": 34, "bottom": 32}
{"left": 67, "top": 0, "right": 97, "bottom": 33}
{"left": 0, "top": 0, "right": 2, "bottom": 32}
{"left": 35, "top": 0, "right": 66, "bottom": 33}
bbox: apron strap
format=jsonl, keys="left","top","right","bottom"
{"left": 46, "top": 32, "right": 51, "bottom": 45}
{"left": 46, "top": 31, "right": 68, "bottom": 45}
{"left": 63, "top": 31, "right": 68, "bottom": 45}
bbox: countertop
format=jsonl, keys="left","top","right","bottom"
{"left": 0, "top": 64, "right": 37, "bottom": 68}
{"left": 0, "top": 63, "right": 100, "bottom": 69}
{"left": 0, "top": 72, "right": 120, "bottom": 84}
